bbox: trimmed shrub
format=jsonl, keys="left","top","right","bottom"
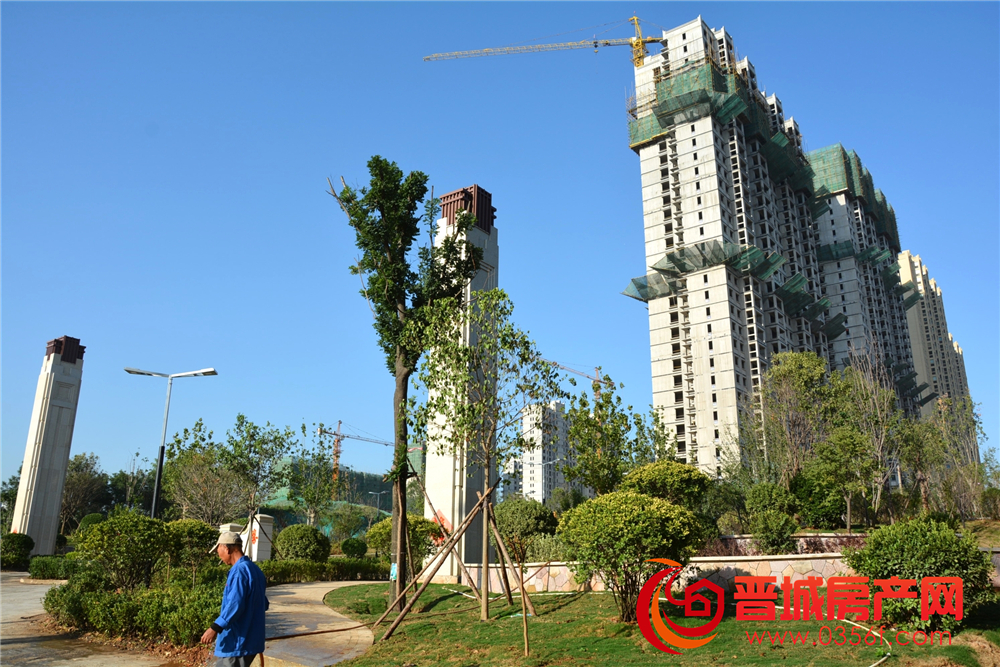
{"left": 921, "top": 511, "right": 959, "bottom": 530}
{"left": 165, "top": 519, "right": 217, "bottom": 586}
{"left": 340, "top": 538, "right": 367, "bottom": 559}
{"left": 493, "top": 497, "right": 558, "bottom": 564}
{"left": 1, "top": 533, "right": 35, "bottom": 570}
{"left": 76, "top": 513, "right": 105, "bottom": 536}
{"left": 558, "top": 491, "right": 702, "bottom": 623}
{"left": 621, "top": 460, "right": 711, "bottom": 510}
{"left": 525, "top": 534, "right": 568, "bottom": 563}
{"left": 30, "top": 555, "right": 88, "bottom": 580}
{"left": 366, "top": 514, "right": 443, "bottom": 563}
{"left": 77, "top": 509, "right": 167, "bottom": 590}
{"left": 275, "top": 524, "right": 330, "bottom": 563}
{"left": 751, "top": 509, "right": 798, "bottom": 555}
{"left": 843, "top": 517, "right": 994, "bottom": 632}
{"left": 258, "top": 558, "right": 389, "bottom": 584}
{"left": 746, "top": 483, "right": 797, "bottom": 518}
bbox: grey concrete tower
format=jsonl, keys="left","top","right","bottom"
{"left": 11, "top": 336, "right": 86, "bottom": 555}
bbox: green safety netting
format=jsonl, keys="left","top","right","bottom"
{"left": 821, "top": 313, "right": 848, "bottom": 340}
{"left": 800, "top": 298, "right": 830, "bottom": 321}
{"left": 627, "top": 57, "right": 813, "bottom": 193}
{"left": 905, "top": 382, "right": 930, "bottom": 399}
{"left": 893, "top": 281, "right": 916, "bottom": 297}
{"left": 774, "top": 273, "right": 807, "bottom": 299}
{"left": 750, "top": 252, "right": 787, "bottom": 280}
{"left": 781, "top": 291, "right": 814, "bottom": 317}
{"left": 816, "top": 241, "right": 856, "bottom": 263}
{"left": 805, "top": 145, "right": 901, "bottom": 252}
{"left": 892, "top": 361, "right": 909, "bottom": 375}
{"left": 622, "top": 272, "right": 678, "bottom": 302}
{"left": 896, "top": 371, "right": 918, "bottom": 385}
{"left": 902, "top": 292, "right": 923, "bottom": 310}
{"left": 917, "top": 392, "right": 939, "bottom": 407}
{"left": 651, "top": 239, "right": 744, "bottom": 276}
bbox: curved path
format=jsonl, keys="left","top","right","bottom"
{"left": 0, "top": 572, "right": 373, "bottom": 667}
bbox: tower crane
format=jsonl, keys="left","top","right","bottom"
{"left": 317, "top": 421, "right": 393, "bottom": 487}
{"left": 424, "top": 16, "right": 660, "bottom": 68}
{"left": 542, "top": 359, "right": 613, "bottom": 402}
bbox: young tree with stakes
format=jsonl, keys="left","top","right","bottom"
{"left": 329, "top": 157, "right": 483, "bottom": 609}
{"left": 411, "top": 288, "right": 563, "bottom": 622}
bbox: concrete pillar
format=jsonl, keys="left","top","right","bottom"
{"left": 423, "top": 186, "right": 499, "bottom": 581}
{"left": 240, "top": 514, "right": 275, "bottom": 562}
{"left": 11, "top": 336, "right": 86, "bottom": 555}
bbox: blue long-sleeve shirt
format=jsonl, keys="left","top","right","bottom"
{"left": 212, "top": 556, "right": 269, "bottom": 657}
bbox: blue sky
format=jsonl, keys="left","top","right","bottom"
{"left": 3, "top": 2, "right": 998, "bottom": 482}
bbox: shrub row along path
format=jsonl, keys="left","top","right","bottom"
{"left": 0, "top": 572, "right": 373, "bottom": 667}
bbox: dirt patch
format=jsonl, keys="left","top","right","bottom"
{"left": 35, "top": 616, "right": 213, "bottom": 667}
{"left": 953, "top": 632, "right": 1000, "bottom": 667}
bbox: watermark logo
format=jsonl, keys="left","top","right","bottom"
{"left": 636, "top": 558, "right": 724, "bottom": 654}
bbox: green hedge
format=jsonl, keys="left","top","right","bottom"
{"left": 30, "top": 556, "right": 88, "bottom": 580}
{"left": 259, "top": 558, "right": 389, "bottom": 584}
{"left": 44, "top": 580, "right": 224, "bottom": 646}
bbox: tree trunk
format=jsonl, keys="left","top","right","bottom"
{"left": 392, "top": 352, "right": 411, "bottom": 612}
{"left": 845, "top": 494, "right": 852, "bottom": 535}
{"left": 480, "top": 454, "right": 491, "bottom": 622}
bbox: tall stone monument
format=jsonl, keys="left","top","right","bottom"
{"left": 11, "top": 336, "right": 85, "bottom": 555}
{"left": 423, "top": 186, "right": 499, "bottom": 581}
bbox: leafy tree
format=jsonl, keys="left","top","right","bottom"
{"left": 165, "top": 519, "right": 217, "bottom": 586}
{"left": 558, "top": 491, "right": 702, "bottom": 623}
{"left": 544, "top": 487, "right": 587, "bottom": 517}
{"left": 930, "top": 396, "right": 988, "bottom": 520}
{"left": 163, "top": 419, "right": 244, "bottom": 526}
{"left": 812, "top": 426, "right": 879, "bottom": 534}
{"left": 330, "top": 156, "right": 483, "bottom": 607}
{"left": 561, "top": 377, "right": 671, "bottom": 496}
{"left": 77, "top": 508, "right": 167, "bottom": 590}
{"left": 411, "top": 288, "right": 564, "bottom": 620}
{"left": 1, "top": 467, "right": 21, "bottom": 534}
{"left": 1, "top": 533, "right": 35, "bottom": 570}
{"left": 108, "top": 452, "right": 155, "bottom": 513}
{"left": 789, "top": 469, "right": 845, "bottom": 530}
{"left": 286, "top": 424, "right": 337, "bottom": 526}
{"left": 897, "top": 418, "right": 944, "bottom": 515}
{"left": 744, "top": 482, "right": 797, "bottom": 518}
{"left": 492, "top": 497, "right": 558, "bottom": 565}
{"left": 219, "top": 414, "right": 297, "bottom": 524}
{"left": 60, "top": 453, "right": 111, "bottom": 534}
{"left": 620, "top": 459, "right": 711, "bottom": 510}
{"left": 328, "top": 503, "right": 376, "bottom": 543}
{"left": 366, "top": 513, "right": 443, "bottom": 564}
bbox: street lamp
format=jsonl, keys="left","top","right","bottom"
{"left": 125, "top": 366, "right": 217, "bottom": 518}
{"left": 368, "top": 490, "right": 388, "bottom": 513}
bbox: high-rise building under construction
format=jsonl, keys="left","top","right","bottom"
{"left": 623, "top": 17, "right": 925, "bottom": 474}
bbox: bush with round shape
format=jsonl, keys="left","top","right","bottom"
{"left": 76, "top": 509, "right": 167, "bottom": 590}
{"left": 843, "top": 517, "right": 994, "bottom": 632}
{"left": 745, "top": 482, "right": 797, "bottom": 518}
{"left": 751, "top": 509, "right": 798, "bottom": 555}
{"left": 1, "top": 533, "right": 35, "bottom": 570}
{"left": 275, "top": 524, "right": 330, "bottom": 563}
{"left": 525, "top": 534, "right": 568, "bottom": 563}
{"left": 620, "top": 459, "right": 711, "bottom": 510}
{"left": 340, "top": 538, "right": 367, "bottom": 559}
{"left": 790, "top": 471, "right": 845, "bottom": 529}
{"left": 166, "top": 519, "right": 218, "bottom": 586}
{"left": 76, "top": 513, "right": 105, "bottom": 536}
{"left": 366, "top": 513, "right": 443, "bottom": 564}
{"left": 558, "top": 491, "right": 702, "bottom": 623}
{"left": 493, "top": 497, "right": 557, "bottom": 564}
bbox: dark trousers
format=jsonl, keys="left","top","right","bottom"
{"left": 216, "top": 656, "right": 259, "bottom": 667}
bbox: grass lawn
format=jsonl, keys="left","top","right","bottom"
{"left": 325, "top": 583, "right": 999, "bottom": 667}
{"left": 964, "top": 520, "right": 1000, "bottom": 549}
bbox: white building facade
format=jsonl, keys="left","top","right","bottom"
{"left": 503, "top": 401, "right": 591, "bottom": 504}
{"left": 898, "top": 250, "right": 969, "bottom": 416}
{"left": 623, "top": 17, "right": 920, "bottom": 474}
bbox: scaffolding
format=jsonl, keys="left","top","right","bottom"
{"left": 821, "top": 313, "right": 848, "bottom": 340}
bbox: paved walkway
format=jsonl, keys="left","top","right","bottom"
{"left": 0, "top": 572, "right": 373, "bottom": 667}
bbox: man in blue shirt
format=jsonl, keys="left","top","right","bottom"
{"left": 201, "top": 531, "right": 269, "bottom": 667}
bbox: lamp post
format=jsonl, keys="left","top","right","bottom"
{"left": 125, "top": 366, "right": 217, "bottom": 518}
{"left": 368, "top": 490, "right": 388, "bottom": 514}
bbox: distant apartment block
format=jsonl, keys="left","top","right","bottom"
{"left": 623, "top": 16, "right": 925, "bottom": 474}
{"left": 898, "top": 250, "right": 970, "bottom": 416}
{"left": 504, "top": 401, "right": 592, "bottom": 504}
